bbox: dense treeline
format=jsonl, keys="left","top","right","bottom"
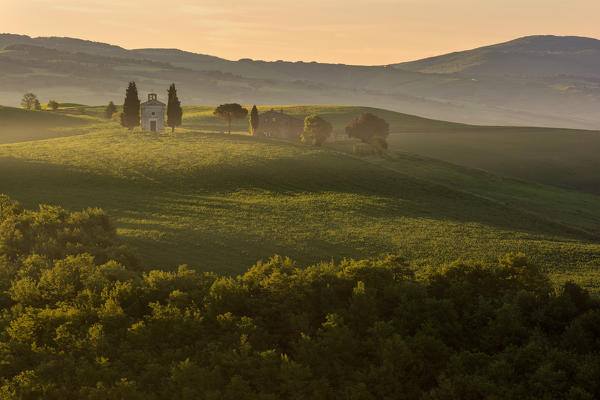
{"left": 0, "top": 195, "right": 599, "bottom": 399}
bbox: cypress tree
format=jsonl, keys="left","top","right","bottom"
{"left": 120, "top": 81, "right": 140, "bottom": 130}
{"left": 167, "top": 83, "right": 183, "bottom": 133}
{"left": 105, "top": 101, "right": 117, "bottom": 119}
{"left": 249, "top": 105, "right": 260, "bottom": 135}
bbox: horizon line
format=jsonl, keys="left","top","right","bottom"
{"left": 3, "top": 32, "right": 599, "bottom": 66}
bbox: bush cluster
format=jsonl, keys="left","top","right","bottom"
{"left": 1, "top": 195, "right": 599, "bottom": 399}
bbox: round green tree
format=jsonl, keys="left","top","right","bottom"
{"left": 21, "top": 93, "right": 38, "bottom": 110}
{"left": 345, "top": 113, "right": 389, "bottom": 148}
{"left": 302, "top": 114, "right": 332, "bottom": 146}
{"left": 214, "top": 103, "right": 248, "bottom": 134}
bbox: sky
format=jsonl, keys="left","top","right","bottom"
{"left": 3, "top": 0, "right": 600, "bottom": 65}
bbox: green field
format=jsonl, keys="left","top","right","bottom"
{"left": 180, "top": 105, "right": 600, "bottom": 196}
{"left": 387, "top": 128, "right": 600, "bottom": 195}
{"left": 0, "top": 105, "right": 100, "bottom": 143}
{"left": 1, "top": 105, "right": 599, "bottom": 290}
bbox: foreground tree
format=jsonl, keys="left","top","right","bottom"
{"left": 249, "top": 105, "right": 260, "bottom": 135}
{"left": 120, "top": 81, "right": 140, "bottom": 130}
{"left": 48, "top": 100, "right": 59, "bottom": 110}
{"left": 345, "top": 112, "right": 390, "bottom": 148}
{"left": 166, "top": 83, "right": 183, "bottom": 132}
{"left": 1, "top": 194, "right": 600, "bottom": 399}
{"left": 105, "top": 101, "right": 117, "bottom": 119}
{"left": 302, "top": 114, "right": 332, "bottom": 146}
{"left": 21, "top": 93, "right": 38, "bottom": 110}
{"left": 214, "top": 103, "right": 248, "bottom": 134}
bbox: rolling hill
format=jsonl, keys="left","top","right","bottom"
{"left": 0, "top": 105, "right": 99, "bottom": 143}
{"left": 1, "top": 34, "right": 599, "bottom": 129}
{"left": 0, "top": 106, "right": 599, "bottom": 291}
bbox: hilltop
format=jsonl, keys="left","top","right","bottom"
{"left": 3, "top": 103, "right": 599, "bottom": 194}
{"left": 1, "top": 34, "right": 600, "bottom": 129}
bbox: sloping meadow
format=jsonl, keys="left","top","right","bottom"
{"left": 0, "top": 126, "right": 599, "bottom": 291}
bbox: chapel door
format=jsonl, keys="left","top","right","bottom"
{"left": 150, "top": 120, "right": 157, "bottom": 132}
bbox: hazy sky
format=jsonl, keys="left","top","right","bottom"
{"left": 3, "top": 0, "right": 600, "bottom": 65}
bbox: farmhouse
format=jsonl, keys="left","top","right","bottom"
{"left": 141, "top": 93, "right": 165, "bottom": 132}
{"left": 255, "top": 109, "right": 303, "bottom": 139}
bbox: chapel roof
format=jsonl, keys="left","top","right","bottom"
{"left": 141, "top": 93, "right": 165, "bottom": 106}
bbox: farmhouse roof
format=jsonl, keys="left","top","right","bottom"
{"left": 261, "top": 109, "right": 302, "bottom": 121}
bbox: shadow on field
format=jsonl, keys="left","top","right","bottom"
{"left": 1, "top": 154, "right": 596, "bottom": 273}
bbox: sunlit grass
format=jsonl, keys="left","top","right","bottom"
{"left": 1, "top": 124, "right": 599, "bottom": 292}
{"left": 0, "top": 105, "right": 599, "bottom": 291}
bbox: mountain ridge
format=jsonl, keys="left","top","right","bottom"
{"left": 1, "top": 33, "right": 599, "bottom": 129}
{"left": 393, "top": 35, "right": 600, "bottom": 77}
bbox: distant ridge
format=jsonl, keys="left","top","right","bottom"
{"left": 392, "top": 35, "right": 600, "bottom": 77}
{"left": 1, "top": 33, "right": 600, "bottom": 129}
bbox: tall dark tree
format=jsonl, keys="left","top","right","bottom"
{"left": 166, "top": 83, "right": 183, "bottom": 133}
{"left": 105, "top": 101, "right": 117, "bottom": 119}
{"left": 345, "top": 112, "right": 389, "bottom": 148}
{"left": 213, "top": 103, "right": 248, "bottom": 134}
{"left": 249, "top": 105, "right": 260, "bottom": 135}
{"left": 120, "top": 81, "right": 140, "bottom": 130}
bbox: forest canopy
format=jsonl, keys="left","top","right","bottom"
{"left": 0, "top": 195, "right": 599, "bottom": 399}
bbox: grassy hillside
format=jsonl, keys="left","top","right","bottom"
{"left": 0, "top": 105, "right": 99, "bottom": 143}
{"left": 356, "top": 151, "right": 600, "bottom": 235}
{"left": 385, "top": 128, "right": 600, "bottom": 195}
{"left": 183, "top": 105, "right": 600, "bottom": 196}
{"left": 0, "top": 110, "right": 599, "bottom": 290}
{"left": 4, "top": 104, "right": 599, "bottom": 194}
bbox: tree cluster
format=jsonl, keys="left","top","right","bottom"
{"left": 1, "top": 195, "right": 599, "bottom": 399}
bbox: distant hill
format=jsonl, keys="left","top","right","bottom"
{"left": 393, "top": 35, "right": 600, "bottom": 77}
{"left": 1, "top": 34, "right": 600, "bottom": 129}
